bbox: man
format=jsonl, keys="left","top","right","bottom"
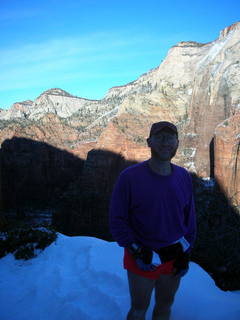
{"left": 109, "top": 121, "right": 196, "bottom": 320}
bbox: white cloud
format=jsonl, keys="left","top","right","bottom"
{"left": 0, "top": 32, "right": 164, "bottom": 91}
{"left": 0, "top": 32, "right": 149, "bottom": 66}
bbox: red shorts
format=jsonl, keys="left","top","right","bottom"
{"left": 123, "top": 248, "right": 175, "bottom": 279}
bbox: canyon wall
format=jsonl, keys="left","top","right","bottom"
{"left": 0, "top": 22, "right": 239, "bottom": 210}
{"left": 214, "top": 111, "right": 240, "bottom": 206}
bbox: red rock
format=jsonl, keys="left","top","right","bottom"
{"left": 214, "top": 112, "right": 240, "bottom": 206}
{"left": 96, "top": 121, "right": 150, "bottom": 162}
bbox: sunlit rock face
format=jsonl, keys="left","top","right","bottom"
{"left": 214, "top": 112, "right": 240, "bottom": 206}
{"left": 184, "top": 24, "right": 240, "bottom": 177}
{"left": 96, "top": 120, "right": 150, "bottom": 162}
{"left": 100, "top": 23, "right": 240, "bottom": 208}
{"left": 113, "top": 22, "right": 240, "bottom": 178}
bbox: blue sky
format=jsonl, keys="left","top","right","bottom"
{"left": 0, "top": 0, "right": 239, "bottom": 109}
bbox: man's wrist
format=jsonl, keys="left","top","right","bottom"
{"left": 128, "top": 243, "right": 142, "bottom": 257}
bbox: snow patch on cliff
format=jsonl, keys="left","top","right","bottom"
{"left": 197, "top": 33, "right": 232, "bottom": 69}
{"left": 201, "top": 177, "right": 215, "bottom": 188}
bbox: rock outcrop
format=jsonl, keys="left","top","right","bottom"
{"left": 214, "top": 111, "right": 240, "bottom": 206}
{"left": 0, "top": 136, "right": 84, "bottom": 210}
{"left": 96, "top": 120, "right": 150, "bottom": 162}
{"left": 0, "top": 88, "right": 119, "bottom": 141}
{"left": 0, "top": 100, "right": 33, "bottom": 120}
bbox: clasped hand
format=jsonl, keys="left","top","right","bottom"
{"left": 129, "top": 243, "right": 190, "bottom": 276}
{"left": 128, "top": 244, "right": 159, "bottom": 272}
{"left": 135, "top": 257, "right": 158, "bottom": 271}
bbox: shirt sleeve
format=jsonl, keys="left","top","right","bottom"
{"left": 183, "top": 173, "right": 197, "bottom": 248}
{"left": 109, "top": 171, "right": 136, "bottom": 247}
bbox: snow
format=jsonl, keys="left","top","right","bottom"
{"left": 185, "top": 161, "right": 196, "bottom": 172}
{"left": 201, "top": 177, "right": 215, "bottom": 188}
{"left": 186, "top": 147, "right": 196, "bottom": 158}
{"left": 196, "top": 36, "right": 230, "bottom": 69}
{"left": 85, "top": 106, "right": 118, "bottom": 130}
{"left": 185, "top": 132, "right": 197, "bottom": 137}
{"left": 0, "top": 233, "right": 239, "bottom": 320}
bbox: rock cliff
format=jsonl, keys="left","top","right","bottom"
{"left": 0, "top": 21, "right": 240, "bottom": 208}
{"left": 214, "top": 111, "right": 240, "bottom": 206}
{"left": 102, "top": 23, "right": 240, "bottom": 179}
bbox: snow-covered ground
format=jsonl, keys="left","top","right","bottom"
{"left": 0, "top": 233, "right": 239, "bottom": 320}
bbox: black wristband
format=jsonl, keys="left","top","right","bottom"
{"left": 156, "top": 242, "right": 183, "bottom": 263}
{"left": 173, "top": 251, "right": 190, "bottom": 271}
{"left": 128, "top": 243, "right": 142, "bottom": 258}
{"left": 128, "top": 244, "right": 153, "bottom": 264}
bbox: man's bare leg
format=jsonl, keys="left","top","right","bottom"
{"left": 152, "top": 274, "right": 181, "bottom": 320}
{"left": 126, "top": 271, "right": 156, "bottom": 320}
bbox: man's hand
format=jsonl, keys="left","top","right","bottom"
{"left": 173, "top": 268, "right": 188, "bottom": 277}
{"left": 136, "top": 258, "right": 158, "bottom": 271}
{"left": 128, "top": 243, "right": 158, "bottom": 272}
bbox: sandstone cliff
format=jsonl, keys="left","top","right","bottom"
{"left": 102, "top": 23, "right": 240, "bottom": 179}
{"left": 1, "top": 23, "right": 239, "bottom": 173}
{"left": 92, "top": 22, "right": 240, "bottom": 210}
{"left": 0, "top": 22, "right": 239, "bottom": 208}
{"left": 214, "top": 111, "right": 240, "bottom": 206}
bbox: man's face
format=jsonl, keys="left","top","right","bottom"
{"left": 147, "top": 128, "right": 179, "bottom": 161}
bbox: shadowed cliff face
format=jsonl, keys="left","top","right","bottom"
{"left": 190, "top": 173, "right": 240, "bottom": 291}
{"left": 0, "top": 137, "right": 84, "bottom": 210}
{"left": 0, "top": 136, "right": 240, "bottom": 291}
{"left": 53, "top": 149, "right": 137, "bottom": 236}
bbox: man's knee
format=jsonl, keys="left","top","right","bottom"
{"left": 159, "top": 295, "right": 175, "bottom": 308}
{"left": 152, "top": 297, "right": 174, "bottom": 320}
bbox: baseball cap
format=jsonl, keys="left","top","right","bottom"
{"left": 149, "top": 121, "right": 178, "bottom": 137}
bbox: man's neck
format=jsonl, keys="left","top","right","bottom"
{"left": 148, "top": 158, "right": 172, "bottom": 176}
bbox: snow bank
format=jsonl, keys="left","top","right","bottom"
{"left": 0, "top": 233, "right": 239, "bottom": 320}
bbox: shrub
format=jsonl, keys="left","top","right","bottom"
{"left": 0, "top": 225, "right": 57, "bottom": 260}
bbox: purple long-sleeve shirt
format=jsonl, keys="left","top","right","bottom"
{"left": 109, "top": 160, "right": 196, "bottom": 250}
